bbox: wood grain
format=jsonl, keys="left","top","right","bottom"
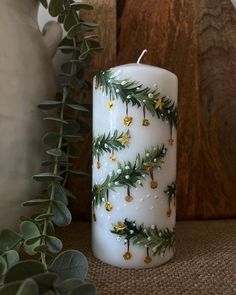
{"left": 68, "top": 0, "right": 236, "bottom": 220}
{"left": 117, "top": 0, "right": 202, "bottom": 220}
{"left": 194, "top": 0, "right": 236, "bottom": 218}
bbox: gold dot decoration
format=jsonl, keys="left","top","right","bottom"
{"left": 123, "top": 251, "right": 132, "bottom": 260}
{"left": 123, "top": 116, "right": 133, "bottom": 126}
{"left": 107, "top": 101, "right": 114, "bottom": 109}
{"left": 125, "top": 195, "right": 134, "bottom": 203}
{"left": 150, "top": 180, "right": 158, "bottom": 189}
{"left": 96, "top": 161, "right": 101, "bottom": 169}
{"left": 142, "top": 118, "right": 150, "bottom": 126}
{"left": 144, "top": 256, "right": 152, "bottom": 264}
{"left": 167, "top": 208, "right": 172, "bottom": 217}
{"left": 105, "top": 201, "right": 113, "bottom": 212}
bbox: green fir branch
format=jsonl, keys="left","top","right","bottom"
{"left": 93, "top": 130, "right": 130, "bottom": 158}
{"left": 111, "top": 219, "right": 175, "bottom": 256}
{"left": 92, "top": 144, "right": 167, "bottom": 207}
{"left": 95, "top": 70, "right": 177, "bottom": 129}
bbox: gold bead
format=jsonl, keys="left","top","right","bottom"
{"left": 105, "top": 201, "right": 113, "bottom": 212}
{"left": 125, "top": 195, "right": 134, "bottom": 203}
{"left": 96, "top": 161, "right": 101, "bottom": 169}
{"left": 144, "top": 256, "right": 152, "bottom": 264}
{"left": 107, "top": 101, "right": 114, "bottom": 109}
{"left": 150, "top": 180, "right": 158, "bottom": 189}
{"left": 167, "top": 208, "right": 172, "bottom": 217}
{"left": 142, "top": 119, "right": 150, "bottom": 126}
{"left": 123, "top": 251, "right": 132, "bottom": 260}
{"left": 123, "top": 116, "right": 133, "bottom": 126}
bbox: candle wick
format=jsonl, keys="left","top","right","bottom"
{"left": 137, "top": 49, "right": 148, "bottom": 64}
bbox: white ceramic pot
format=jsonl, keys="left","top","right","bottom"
{"left": 0, "top": 0, "right": 62, "bottom": 229}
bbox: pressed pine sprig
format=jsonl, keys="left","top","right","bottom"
{"left": 164, "top": 181, "right": 176, "bottom": 217}
{"left": 111, "top": 219, "right": 175, "bottom": 262}
{"left": 92, "top": 144, "right": 167, "bottom": 211}
{"left": 93, "top": 130, "right": 130, "bottom": 168}
{"left": 95, "top": 70, "right": 177, "bottom": 133}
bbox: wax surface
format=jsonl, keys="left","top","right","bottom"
{"left": 92, "top": 64, "right": 178, "bottom": 268}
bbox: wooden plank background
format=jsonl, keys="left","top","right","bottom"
{"left": 68, "top": 0, "right": 236, "bottom": 220}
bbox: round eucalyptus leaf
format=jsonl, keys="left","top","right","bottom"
{"left": 49, "top": 250, "right": 88, "bottom": 282}
{"left": 48, "top": 0, "right": 64, "bottom": 17}
{"left": 31, "top": 272, "right": 58, "bottom": 294}
{"left": 0, "top": 256, "right": 7, "bottom": 276}
{"left": 46, "top": 236, "right": 63, "bottom": 254}
{"left": 24, "top": 236, "right": 41, "bottom": 246}
{"left": 55, "top": 278, "right": 83, "bottom": 295}
{"left": 42, "top": 132, "right": 60, "bottom": 145}
{"left": 52, "top": 201, "right": 72, "bottom": 227}
{"left": 16, "top": 278, "right": 39, "bottom": 295}
{"left": 4, "top": 250, "right": 19, "bottom": 269}
{"left": 0, "top": 281, "right": 22, "bottom": 295}
{"left": 69, "top": 283, "right": 96, "bottom": 295}
{"left": 20, "top": 221, "right": 41, "bottom": 255}
{"left": 4, "top": 260, "right": 45, "bottom": 284}
{"left": 33, "top": 172, "right": 63, "bottom": 182}
{"left": 35, "top": 213, "right": 54, "bottom": 222}
{"left": 22, "top": 199, "right": 50, "bottom": 207}
{"left": 38, "top": 100, "right": 62, "bottom": 110}
{"left": 20, "top": 221, "right": 40, "bottom": 241}
{"left": 0, "top": 230, "right": 21, "bottom": 252}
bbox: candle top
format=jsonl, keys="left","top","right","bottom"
{"left": 110, "top": 63, "right": 178, "bottom": 80}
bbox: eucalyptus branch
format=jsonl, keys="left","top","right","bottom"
{"left": 0, "top": 1, "right": 102, "bottom": 294}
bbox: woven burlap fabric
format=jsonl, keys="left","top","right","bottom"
{"left": 58, "top": 220, "right": 236, "bottom": 295}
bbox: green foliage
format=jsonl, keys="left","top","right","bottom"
{"left": 92, "top": 144, "right": 167, "bottom": 207}
{"left": 0, "top": 0, "right": 101, "bottom": 294}
{"left": 164, "top": 181, "right": 176, "bottom": 199}
{"left": 96, "top": 70, "right": 178, "bottom": 130}
{"left": 93, "top": 130, "right": 130, "bottom": 159}
{"left": 111, "top": 219, "right": 175, "bottom": 256}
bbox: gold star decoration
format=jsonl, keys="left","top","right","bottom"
{"left": 142, "top": 119, "right": 150, "bottom": 126}
{"left": 123, "top": 251, "right": 132, "bottom": 260}
{"left": 168, "top": 137, "right": 174, "bottom": 146}
{"left": 113, "top": 222, "right": 127, "bottom": 233}
{"left": 107, "top": 101, "right": 114, "bottom": 109}
{"left": 118, "top": 133, "right": 130, "bottom": 146}
{"left": 95, "top": 185, "right": 102, "bottom": 193}
{"left": 110, "top": 154, "right": 117, "bottom": 162}
{"left": 123, "top": 116, "right": 133, "bottom": 126}
{"left": 154, "top": 98, "right": 164, "bottom": 110}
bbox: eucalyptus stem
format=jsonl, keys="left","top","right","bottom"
{"left": 40, "top": 89, "right": 67, "bottom": 269}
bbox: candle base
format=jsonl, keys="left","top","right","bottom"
{"left": 92, "top": 225, "right": 175, "bottom": 269}
{"left": 92, "top": 245, "right": 175, "bottom": 269}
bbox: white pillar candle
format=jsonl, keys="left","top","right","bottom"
{"left": 92, "top": 51, "right": 178, "bottom": 268}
